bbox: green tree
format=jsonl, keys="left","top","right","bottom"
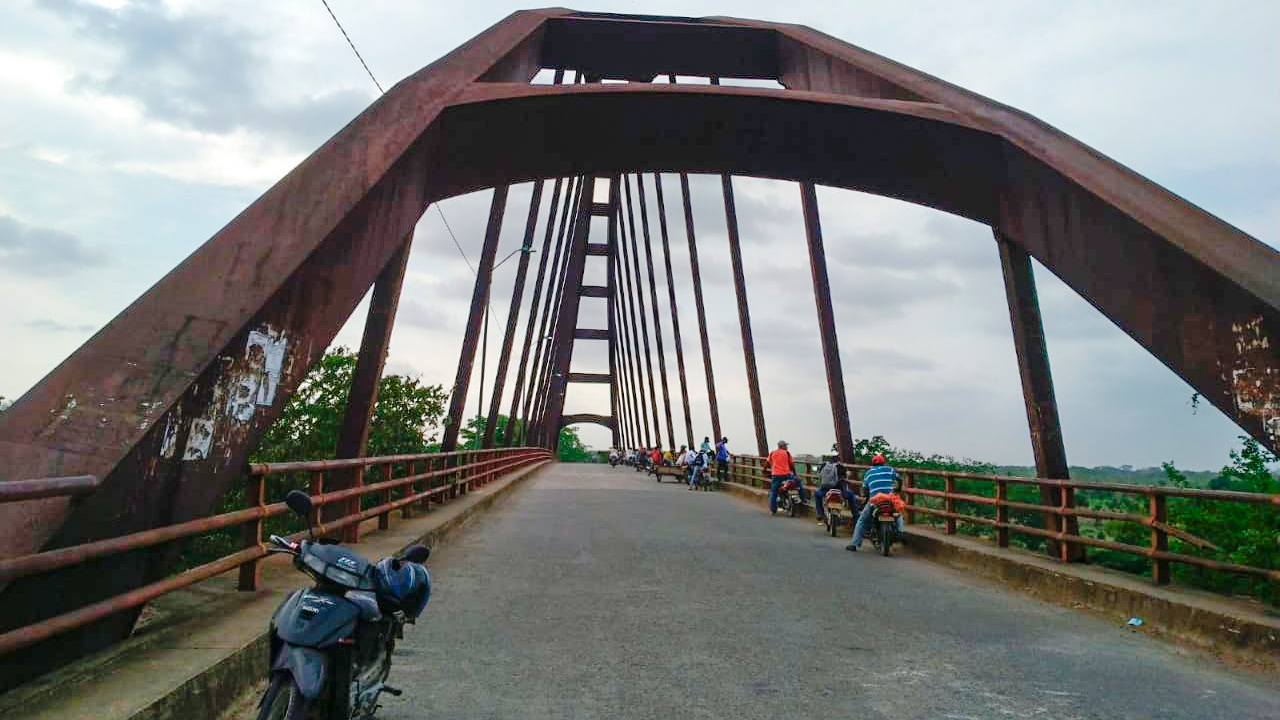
{"left": 557, "top": 426, "right": 593, "bottom": 462}
{"left": 1163, "top": 438, "right": 1279, "bottom": 602}
{"left": 251, "top": 347, "right": 447, "bottom": 463}
{"left": 458, "top": 414, "right": 526, "bottom": 449}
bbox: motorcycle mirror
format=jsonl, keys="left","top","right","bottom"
{"left": 285, "top": 490, "right": 313, "bottom": 517}
{"left": 402, "top": 544, "right": 431, "bottom": 564}
{"left": 284, "top": 490, "right": 316, "bottom": 539}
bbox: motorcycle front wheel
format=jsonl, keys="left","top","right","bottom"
{"left": 256, "top": 673, "right": 310, "bottom": 720}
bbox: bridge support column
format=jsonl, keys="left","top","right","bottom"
{"left": 441, "top": 187, "right": 509, "bottom": 452}
{"left": 653, "top": 174, "right": 696, "bottom": 448}
{"left": 680, "top": 172, "right": 722, "bottom": 443}
{"left": 634, "top": 175, "right": 677, "bottom": 450}
{"left": 331, "top": 231, "right": 414, "bottom": 541}
{"left": 996, "top": 231, "right": 1082, "bottom": 562}
{"left": 800, "top": 183, "right": 855, "bottom": 464}
{"left": 542, "top": 177, "right": 596, "bottom": 451}
{"left": 722, "top": 173, "right": 769, "bottom": 458}
{"left": 521, "top": 176, "right": 581, "bottom": 446}
{"left": 484, "top": 181, "right": 545, "bottom": 448}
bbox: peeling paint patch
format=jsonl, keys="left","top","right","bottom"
{"left": 1227, "top": 315, "right": 1280, "bottom": 446}
{"left": 183, "top": 418, "right": 215, "bottom": 460}
{"left": 225, "top": 327, "right": 288, "bottom": 423}
{"left": 160, "top": 413, "right": 180, "bottom": 459}
{"left": 53, "top": 396, "right": 77, "bottom": 422}
{"left": 184, "top": 384, "right": 224, "bottom": 461}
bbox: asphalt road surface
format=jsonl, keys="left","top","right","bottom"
{"left": 266, "top": 464, "right": 1280, "bottom": 718}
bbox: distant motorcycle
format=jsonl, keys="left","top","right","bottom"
{"left": 609, "top": 453, "right": 620, "bottom": 467}
{"left": 255, "top": 490, "right": 431, "bottom": 720}
{"left": 776, "top": 477, "right": 807, "bottom": 517}
{"left": 865, "top": 496, "right": 902, "bottom": 556}
{"left": 691, "top": 455, "right": 713, "bottom": 490}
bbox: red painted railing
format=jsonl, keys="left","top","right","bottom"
{"left": 727, "top": 455, "right": 1280, "bottom": 586}
{"left": 0, "top": 447, "right": 552, "bottom": 656}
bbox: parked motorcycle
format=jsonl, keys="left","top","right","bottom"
{"left": 256, "top": 490, "right": 431, "bottom": 720}
{"left": 823, "top": 489, "right": 853, "bottom": 537}
{"left": 776, "top": 478, "right": 807, "bottom": 517}
{"left": 865, "top": 497, "right": 902, "bottom": 556}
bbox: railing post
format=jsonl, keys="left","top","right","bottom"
{"left": 944, "top": 474, "right": 956, "bottom": 535}
{"left": 1150, "top": 493, "right": 1170, "bottom": 585}
{"left": 309, "top": 471, "right": 324, "bottom": 533}
{"left": 237, "top": 473, "right": 265, "bottom": 591}
{"left": 380, "top": 464, "right": 393, "bottom": 529}
{"left": 995, "top": 479, "right": 1009, "bottom": 548}
{"left": 902, "top": 472, "right": 914, "bottom": 526}
{"left": 422, "top": 458, "right": 437, "bottom": 509}
{"left": 1058, "top": 484, "right": 1075, "bottom": 561}
{"left": 448, "top": 453, "right": 459, "bottom": 499}
{"left": 401, "top": 462, "right": 414, "bottom": 519}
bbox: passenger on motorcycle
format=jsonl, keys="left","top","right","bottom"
{"left": 766, "top": 440, "right": 806, "bottom": 515}
{"left": 814, "top": 457, "right": 857, "bottom": 524}
{"left": 648, "top": 446, "right": 662, "bottom": 468}
{"left": 846, "top": 454, "right": 904, "bottom": 551}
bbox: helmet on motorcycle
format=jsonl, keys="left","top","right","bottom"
{"left": 871, "top": 454, "right": 886, "bottom": 465}
{"left": 374, "top": 556, "right": 431, "bottom": 619}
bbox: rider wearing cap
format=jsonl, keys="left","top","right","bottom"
{"left": 766, "top": 440, "right": 806, "bottom": 515}
{"left": 846, "top": 454, "right": 903, "bottom": 551}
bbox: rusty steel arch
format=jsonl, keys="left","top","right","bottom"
{"left": 2, "top": 7, "right": 1277, "bottom": 684}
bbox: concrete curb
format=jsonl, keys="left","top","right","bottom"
{"left": 719, "top": 480, "right": 1280, "bottom": 669}
{"left": 3, "top": 461, "right": 551, "bottom": 720}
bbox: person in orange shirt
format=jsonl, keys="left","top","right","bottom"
{"left": 766, "top": 440, "right": 805, "bottom": 514}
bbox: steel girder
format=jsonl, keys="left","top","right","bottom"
{"left": 1, "top": 7, "right": 1276, "bottom": 682}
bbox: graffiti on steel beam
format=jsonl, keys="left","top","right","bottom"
{"left": 180, "top": 324, "right": 290, "bottom": 461}
{"left": 1226, "top": 316, "right": 1278, "bottom": 444}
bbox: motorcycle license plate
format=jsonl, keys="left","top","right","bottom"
{"left": 878, "top": 514, "right": 896, "bottom": 522}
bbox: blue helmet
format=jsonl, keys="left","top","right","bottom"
{"left": 374, "top": 556, "right": 431, "bottom": 619}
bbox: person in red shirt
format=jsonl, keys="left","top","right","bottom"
{"left": 766, "top": 440, "right": 806, "bottom": 514}
{"left": 648, "top": 446, "right": 662, "bottom": 467}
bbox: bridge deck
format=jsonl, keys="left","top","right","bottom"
{"left": 353, "top": 464, "right": 1277, "bottom": 719}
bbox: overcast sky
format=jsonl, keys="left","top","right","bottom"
{"left": 2, "top": 0, "right": 1277, "bottom": 469}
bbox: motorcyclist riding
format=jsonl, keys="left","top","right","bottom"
{"left": 766, "top": 440, "right": 806, "bottom": 515}
{"left": 687, "top": 449, "right": 710, "bottom": 490}
{"left": 814, "top": 457, "right": 857, "bottom": 525}
{"left": 846, "top": 454, "right": 904, "bottom": 551}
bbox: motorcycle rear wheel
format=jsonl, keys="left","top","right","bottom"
{"left": 879, "top": 521, "right": 894, "bottom": 556}
{"left": 256, "top": 673, "right": 310, "bottom": 720}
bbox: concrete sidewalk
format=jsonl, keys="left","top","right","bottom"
{"left": 0, "top": 462, "right": 550, "bottom": 720}
{"left": 718, "top": 479, "right": 1280, "bottom": 671}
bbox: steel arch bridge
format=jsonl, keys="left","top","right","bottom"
{"left": 1, "top": 8, "right": 1277, "bottom": 686}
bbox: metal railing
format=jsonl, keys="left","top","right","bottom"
{"left": 0, "top": 474, "right": 99, "bottom": 503}
{"left": 0, "top": 447, "right": 553, "bottom": 656}
{"left": 727, "top": 455, "right": 1280, "bottom": 587}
